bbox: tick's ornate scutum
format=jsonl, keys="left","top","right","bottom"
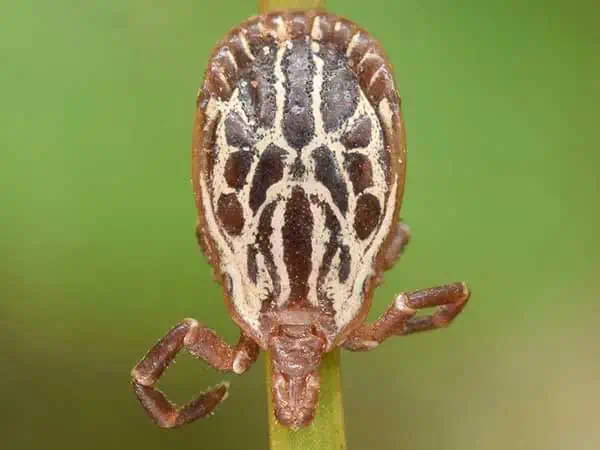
{"left": 192, "top": 10, "right": 406, "bottom": 350}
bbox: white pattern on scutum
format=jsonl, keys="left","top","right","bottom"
{"left": 271, "top": 200, "right": 290, "bottom": 307}
{"left": 200, "top": 35, "right": 397, "bottom": 337}
{"left": 311, "top": 17, "right": 323, "bottom": 41}
{"left": 308, "top": 201, "right": 329, "bottom": 307}
{"left": 238, "top": 32, "right": 255, "bottom": 61}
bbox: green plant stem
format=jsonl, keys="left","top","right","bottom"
{"left": 259, "top": 0, "right": 344, "bottom": 448}
{"left": 265, "top": 350, "right": 346, "bottom": 450}
{"left": 259, "top": 0, "right": 326, "bottom": 10}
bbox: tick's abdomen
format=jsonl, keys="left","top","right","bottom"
{"left": 199, "top": 35, "right": 398, "bottom": 343}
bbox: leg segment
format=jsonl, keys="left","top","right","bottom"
{"left": 382, "top": 221, "right": 411, "bottom": 270}
{"left": 131, "top": 319, "right": 260, "bottom": 428}
{"left": 342, "top": 282, "right": 470, "bottom": 351}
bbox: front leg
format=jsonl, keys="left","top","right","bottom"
{"left": 131, "top": 319, "right": 260, "bottom": 428}
{"left": 342, "top": 283, "right": 470, "bottom": 351}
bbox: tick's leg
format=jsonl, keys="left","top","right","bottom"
{"left": 342, "top": 282, "right": 470, "bottom": 351}
{"left": 382, "top": 221, "right": 411, "bottom": 270}
{"left": 131, "top": 319, "right": 260, "bottom": 428}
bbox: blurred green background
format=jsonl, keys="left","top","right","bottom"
{"left": 2, "top": 0, "right": 599, "bottom": 449}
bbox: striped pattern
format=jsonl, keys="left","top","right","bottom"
{"left": 193, "top": 12, "right": 405, "bottom": 348}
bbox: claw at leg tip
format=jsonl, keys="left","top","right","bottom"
{"left": 217, "top": 380, "right": 230, "bottom": 391}
{"left": 204, "top": 381, "right": 230, "bottom": 406}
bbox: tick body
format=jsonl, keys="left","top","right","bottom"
{"left": 131, "top": 10, "right": 470, "bottom": 430}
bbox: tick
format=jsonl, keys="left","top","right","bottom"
{"left": 131, "top": 10, "right": 470, "bottom": 430}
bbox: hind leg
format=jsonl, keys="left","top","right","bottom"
{"left": 131, "top": 319, "right": 259, "bottom": 428}
{"left": 382, "top": 221, "right": 411, "bottom": 270}
{"left": 342, "top": 282, "right": 470, "bottom": 351}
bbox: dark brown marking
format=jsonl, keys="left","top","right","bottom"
{"left": 357, "top": 54, "right": 384, "bottom": 92}
{"left": 354, "top": 193, "right": 381, "bottom": 239}
{"left": 237, "top": 78, "right": 259, "bottom": 125}
{"left": 247, "top": 245, "right": 258, "bottom": 284}
{"left": 289, "top": 11, "right": 310, "bottom": 39}
{"left": 312, "top": 146, "right": 348, "bottom": 214}
{"left": 207, "top": 64, "right": 232, "bottom": 99}
{"left": 315, "top": 201, "right": 341, "bottom": 315}
{"left": 367, "top": 68, "right": 396, "bottom": 105}
{"left": 227, "top": 33, "right": 254, "bottom": 69}
{"left": 256, "top": 201, "right": 281, "bottom": 304}
{"left": 311, "top": 14, "right": 335, "bottom": 43}
{"left": 250, "top": 144, "right": 287, "bottom": 213}
{"left": 263, "top": 14, "right": 289, "bottom": 40}
{"left": 225, "top": 111, "right": 252, "bottom": 148}
{"left": 344, "top": 153, "right": 374, "bottom": 194}
{"left": 216, "top": 193, "right": 245, "bottom": 235}
{"left": 282, "top": 188, "right": 313, "bottom": 305}
{"left": 330, "top": 19, "right": 356, "bottom": 53}
{"left": 224, "top": 151, "right": 253, "bottom": 189}
{"left": 342, "top": 115, "right": 372, "bottom": 149}
{"left": 321, "top": 46, "right": 359, "bottom": 132}
{"left": 202, "top": 111, "right": 221, "bottom": 181}
{"left": 339, "top": 245, "right": 351, "bottom": 282}
{"left": 211, "top": 47, "right": 238, "bottom": 84}
{"left": 245, "top": 19, "right": 276, "bottom": 57}
{"left": 346, "top": 32, "right": 373, "bottom": 68}
{"left": 255, "top": 50, "right": 278, "bottom": 128}
{"left": 237, "top": 43, "right": 278, "bottom": 128}
{"left": 282, "top": 40, "right": 315, "bottom": 150}
{"left": 290, "top": 156, "right": 306, "bottom": 179}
